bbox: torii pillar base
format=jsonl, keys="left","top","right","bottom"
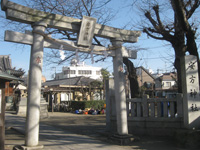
{"left": 109, "top": 134, "right": 139, "bottom": 146}
{"left": 13, "top": 145, "right": 44, "bottom": 150}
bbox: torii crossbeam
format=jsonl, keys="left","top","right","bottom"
{"left": 1, "top": 0, "right": 141, "bottom": 148}
{"left": 4, "top": 30, "right": 137, "bottom": 58}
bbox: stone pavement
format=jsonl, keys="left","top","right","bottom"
{"left": 4, "top": 111, "right": 194, "bottom": 150}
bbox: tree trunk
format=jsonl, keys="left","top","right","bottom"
{"left": 123, "top": 57, "right": 139, "bottom": 98}
{"left": 172, "top": 42, "right": 186, "bottom": 93}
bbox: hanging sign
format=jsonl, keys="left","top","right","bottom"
{"left": 77, "top": 16, "right": 97, "bottom": 47}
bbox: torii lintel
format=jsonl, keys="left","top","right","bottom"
{"left": 1, "top": 0, "right": 141, "bottom": 43}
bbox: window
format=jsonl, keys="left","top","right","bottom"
{"left": 70, "top": 70, "right": 76, "bottom": 74}
{"left": 166, "top": 82, "right": 171, "bottom": 87}
{"left": 64, "top": 70, "right": 76, "bottom": 75}
{"left": 64, "top": 70, "right": 67, "bottom": 75}
{"left": 96, "top": 71, "right": 101, "bottom": 75}
{"left": 78, "top": 70, "right": 92, "bottom": 75}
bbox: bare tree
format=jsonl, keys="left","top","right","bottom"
{"left": 0, "top": 0, "right": 115, "bottom": 68}
{"left": 130, "top": 0, "right": 200, "bottom": 92}
{"left": 24, "top": 0, "right": 114, "bottom": 64}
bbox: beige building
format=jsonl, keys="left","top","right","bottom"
{"left": 136, "top": 66, "right": 155, "bottom": 89}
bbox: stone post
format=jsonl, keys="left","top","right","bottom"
{"left": 0, "top": 87, "right": 5, "bottom": 150}
{"left": 111, "top": 38, "right": 128, "bottom": 135}
{"left": 25, "top": 22, "right": 47, "bottom": 147}
{"left": 105, "top": 79, "right": 111, "bottom": 131}
{"left": 181, "top": 55, "right": 200, "bottom": 129}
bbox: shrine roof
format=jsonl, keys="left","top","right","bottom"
{"left": 0, "top": 71, "right": 22, "bottom": 81}
{"left": 0, "top": 55, "right": 25, "bottom": 77}
{"left": 0, "top": 55, "right": 12, "bottom": 71}
{"left": 42, "top": 76, "right": 97, "bottom": 87}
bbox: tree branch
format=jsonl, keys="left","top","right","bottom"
{"left": 185, "top": 0, "right": 200, "bottom": 19}
{"left": 171, "top": 0, "right": 190, "bottom": 31}
{"left": 143, "top": 28, "right": 165, "bottom": 40}
{"left": 153, "top": 5, "right": 165, "bottom": 31}
{"left": 145, "top": 11, "right": 158, "bottom": 30}
{"left": 93, "top": 36, "right": 103, "bottom": 46}
{"left": 81, "top": 0, "right": 91, "bottom": 16}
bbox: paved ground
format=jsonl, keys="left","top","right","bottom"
{"left": 4, "top": 111, "right": 197, "bottom": 150}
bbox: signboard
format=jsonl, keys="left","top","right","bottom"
{"left": 77, "top": 16, "right": 96, "bottom": 47}
{"left": 182, "top": 55, "right": 200, "bottom": 129}
{"left": 61, "top": 93, "right": 69, "bottom": 101}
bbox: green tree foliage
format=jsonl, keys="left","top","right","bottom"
{"left": 101, "top": 68, "right": 110, "bottom": 80}
{"left": 90, "top": 80, "right": 103, "bottom": 88}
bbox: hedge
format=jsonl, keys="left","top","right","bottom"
{"left": 70, "top": 100, "right": 106, "bottom": 110}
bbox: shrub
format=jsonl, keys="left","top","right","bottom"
{"left": 70, "top": 100, "right": 105, "bottom": 111}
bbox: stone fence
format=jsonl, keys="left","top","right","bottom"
{"left": 106, "top": 79, "right": 184, "bottom": 136}
{"left": 126, "top": 94, "right": 183, "bottom": 118}
{"left": 125, "top": 94, "right": 184, "bottom": 135}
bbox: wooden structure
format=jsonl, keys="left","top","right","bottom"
{"left": 0, "top": 72, "right": 21, "bottom": 150}
{"left": 0, "top": 55, "right": 24, "bottom": 97}
{"left": 43, "top": 76, "right": 104, "bottom": 111}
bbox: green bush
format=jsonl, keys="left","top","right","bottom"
{"left": 70, "top": 100, "right": 105, "bottom": 110}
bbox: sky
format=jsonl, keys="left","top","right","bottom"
{"left": 0, "top": 0, "right": 199, "bottom": 80}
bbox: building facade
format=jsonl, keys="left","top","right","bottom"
{"left": 154, "top": 72, "right": 178, "bottom": 98}
{"left": 136, "top": 66, "right": 156, "bottom": 97}
{"left": 55, "top": 59, "right": 102, "bottom": 80}
{"left": 135, "top": 66, "right": 177, "bottom": 98}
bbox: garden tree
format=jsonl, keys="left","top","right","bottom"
{"left": 101, "top": 68, "right": 110, "bottom": 80}
{"left": 132, "top": 0, "right": 200, "bottom": 93}
{"left": 101, "top": 68, "right": 110, "bottom": 99}
{"left": 89, "top": 80, "right": 103, "bottom": 100}
{"left": 22, "top": 0, "right": 114, "bottom": 65}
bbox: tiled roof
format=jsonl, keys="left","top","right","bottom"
{"left": 136, "top": 66, "right": 156, "bottom": 79}
{"left": 43, "top": 76, "right": 96, "bottom": 87}
{"left": 0, "top": 55, "right": 24, "bottom": 77}
{"left": 0, "top": 55, "right": 11, "bottom": 71}
{"left": 0, "top": 71, "right": 22, "bottom": 81}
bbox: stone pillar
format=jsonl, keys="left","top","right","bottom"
{"left": 105, "top": 79, "right": 111, "bottom": 131}
{"left": 106, "top": 78, "right": 116, "bottom": 132}
{"left": 25, "top": 22, "right": 47, "bottom": 147}
{"left": 181, "top": 55, "right": 200, "bottom": 129}
{"left": 111, "top": 38, "right": 128, "bottom": 135}
{"left": 0, "top": 87, "right": 5, "bottom": 150}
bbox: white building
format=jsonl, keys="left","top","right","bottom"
{"left": 55, "top": 59, "right": 102, "bottom": 80}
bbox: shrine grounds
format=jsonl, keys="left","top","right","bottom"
{"left": 5, "top": 111, "right": 199, "bottom": 150}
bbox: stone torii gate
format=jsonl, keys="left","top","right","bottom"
{"left": 1, "top": 0, "right": 141, "bottom": 148}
